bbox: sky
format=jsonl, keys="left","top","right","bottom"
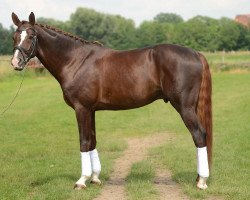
{"left": 1, "top": 0, "right": 250, "bottom": 28}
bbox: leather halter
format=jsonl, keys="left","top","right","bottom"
{"left": 13, "top": 27, "right": 37, "bottom": 65}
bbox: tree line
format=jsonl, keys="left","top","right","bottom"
{"left": 1, "top": 7, "right": 250, "bottom": 55}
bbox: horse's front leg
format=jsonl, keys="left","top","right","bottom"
{"left": 90, "top": 111, "right": 102, "bottom": 185}
{"left": 74, "top": 106, "right": 101, "bottom": 190}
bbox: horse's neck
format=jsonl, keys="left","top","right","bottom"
{"left": 35, "top": 25, "right": 82, "bottom": 83}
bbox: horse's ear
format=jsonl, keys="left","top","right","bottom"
{"left": 29, "top": 12, "right": 35, "bottom": 26}
{"left": 12, "top": 12, "right": 20, "bottom": 26}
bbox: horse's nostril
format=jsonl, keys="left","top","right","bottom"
{"left": 18, "top": 58, "right": 23, "bottom": 64}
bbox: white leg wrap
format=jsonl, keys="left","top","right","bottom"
{"left": 75, "top": 152, "right": 92, "bottom": 187}
{"left": 90, "top": 149, "right": 101, "bottom": 174}
{"left": 80, "top": 151, "right": 92, "bottom": 177}
{"left": 197, "top": 147, "right": 209, "bottom": 177}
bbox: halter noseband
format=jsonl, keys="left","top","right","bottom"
{"left": 13, "top": 27, "right": 37, "bottom": 65}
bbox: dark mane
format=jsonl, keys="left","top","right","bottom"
{"left": 36, "top": 23, "right": 103, "bottom": 46}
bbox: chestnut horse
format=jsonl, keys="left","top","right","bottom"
{"left": 11, "top": 12, "right": 212, "bottom": 190}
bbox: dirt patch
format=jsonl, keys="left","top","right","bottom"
{"left": 94, "top": 133, "right": 190, "bottom": 200}
{"left": 154, "top": 168, "right": 190, "bottom": 200}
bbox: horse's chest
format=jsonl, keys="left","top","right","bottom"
{"left": 63, "top": 92, "right": 73, "bottom": 107}
{"left": 61, "top": 81, "right": 99, "bottom": 108}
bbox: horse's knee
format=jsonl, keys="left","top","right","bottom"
{"left": 193, "top": 129, "right": 206, "bottom": 147}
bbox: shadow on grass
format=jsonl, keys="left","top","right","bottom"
{"left": 173, "top": 171, "right": 214, "bottom": 186}
{"left": 172, "top": 171, "right": 197, "bottom": 186}
{"left": 126, "top": 170, "right": 154, "bottom": 182}
{"left": 30, "top": 173, "right": 76, "bottom": 187}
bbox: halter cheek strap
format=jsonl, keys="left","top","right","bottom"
{"left": 13, "top": 28, "right": 38, "bottom": 65}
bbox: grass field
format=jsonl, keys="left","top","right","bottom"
{"left": 0, "top": 54, "right": 249, "bottom": 200}
{"left": 203, "top": 51, "right": 250, "bottom": 71}
{"left": 204, "top": 51, "right": 250, "bottom": 63}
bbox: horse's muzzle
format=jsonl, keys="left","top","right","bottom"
{"left": 11, "top": 58, "right": 25, "bottom": 71}
{"left": 14, "top": 66, "right": 24, "bottom": 71}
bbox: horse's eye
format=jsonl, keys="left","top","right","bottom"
{"left": 29, "top": 36, "right": 33, "bottom": 39}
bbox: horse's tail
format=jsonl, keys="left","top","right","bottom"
{"left": 197, "top": 52, "right": 213, "bottom": 169}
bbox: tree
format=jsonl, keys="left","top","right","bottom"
{"left": 235, "top": 23, "right": 249, "bottom": 50}
{"left": 217, "top": 17, "right": 246, "bottom": 51}
{"left": 173, "top": 16, "right": 220, "bottom": 51}
{"left": 244, "top": 28, "right": 250, "bottom": 50}
{"left": 69, "top": 7, "right": 137, "bottom": 49}
{"left": 0, "top": 24, "right": 13, "bottom": 55}
{"left": 154, "top": 13, "right": 183, "bottom": 24}
{"left": 136, "top": 21, "right": 174, "bottom": 48}
{"left": 69, "top": 8, "right": 105, "bottom": 41}
{"left": 101, "top": 15, "right": 137, "bottom": 49}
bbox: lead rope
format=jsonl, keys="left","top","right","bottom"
{"left": 0, "top": 69, "right": 26, "bottom": 118}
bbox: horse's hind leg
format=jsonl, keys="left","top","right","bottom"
{"left": 180, "top": 107, "right": 206, "bottom": 147}
{"left": 170, "top": 91, "right": 209, "bottom": 190}
{"left": 178, "top": 106, "right": 209, "bottom": 189}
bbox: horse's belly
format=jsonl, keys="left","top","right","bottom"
{"left": 94, "top": 89, "right": 162, "bottom": 110}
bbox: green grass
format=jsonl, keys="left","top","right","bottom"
{"left": 203, "top": 51, "right": 250, "bottom": 71}
{"left": 0, "top": 55, "right": 249, "bottom": 199}
{"left": 0, "top": 56, "right": 18, "bottom": 80}
{"left": 204, "top": 51, "right": 250, "bottom": 63}
{"left": 126, "top": 160, "right": 158, "bottom": 200}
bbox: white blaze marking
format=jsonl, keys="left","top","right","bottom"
{"left": 13, "top": 31, "right": 27, "bottom": 59}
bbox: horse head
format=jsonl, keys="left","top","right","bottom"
{"left": 11, "top": 12, "right": 38, "bottom": 71}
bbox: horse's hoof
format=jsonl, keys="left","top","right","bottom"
{"left": 196, "top": 176, "right": 208, "bottom": 190}
{"left": 197, "top": 183, "right": 208, "bottom": 190}
{"left": 91, "top": 178, "right": 102, "bottom": 185}
{"left": 74, "top": 184, "right": 86, "bottom": 190}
